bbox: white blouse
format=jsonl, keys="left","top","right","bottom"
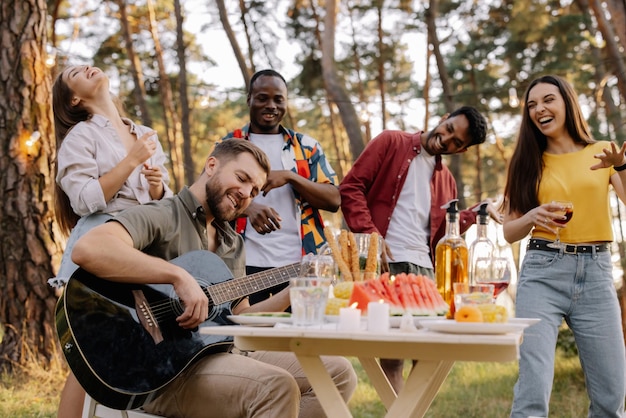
{"left": 56, "top": 114, "right": 173, "bottom": 216}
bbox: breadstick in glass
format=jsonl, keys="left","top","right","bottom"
{"left": 348, "top": 231, "right": 361, "bottom": 281}
{"left": 364, "top": 232, "right": 379, "bottom": 280}
{"left": 323, "top": 227, "right": 353, "bottom": 281}
{"left": 338, "top": 229, "right": 350, "bottom": 269}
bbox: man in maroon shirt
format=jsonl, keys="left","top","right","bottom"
{"left": 340, "top": 106, "right": 500, "bottom": 391}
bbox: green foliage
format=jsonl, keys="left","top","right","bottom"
{"left": 49, "top": 0, "right": 626, "bottom": 201}
{"left": 556, "top": 323, "right": 579, "bottom": 357}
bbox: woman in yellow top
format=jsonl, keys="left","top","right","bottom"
{"left": 502, "top": 74, "right": 626, "bottom": 418}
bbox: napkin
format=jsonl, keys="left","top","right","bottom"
{"left": 399, "top": 312, "right": 418, "bottom": 332}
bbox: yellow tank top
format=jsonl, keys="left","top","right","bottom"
{"left": 533, "top": 141, "right": 614, "bottom": 243}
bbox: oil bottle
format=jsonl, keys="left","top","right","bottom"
{"left": 468, "top": 202, "right": 495, "bottom": 285}
{"left": 435, "top": 199, "right": 468, "bottom": 318}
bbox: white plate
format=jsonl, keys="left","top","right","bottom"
{"left": 325, "top": 315, "right": 444, "bottom": 328}
{"left": 227, "top": 314, "right": 292, "bottom": 326}
{"left": 390, "top": 315, "right": 444, "bottom": 328}
{"left": 419, "top": 319, "right": 531, "bottom": 335}
{"left": 509, "top": 318, "right": 541, "bottom": 326}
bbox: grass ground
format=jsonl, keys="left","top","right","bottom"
{"left": 348, "top": 353, "right": 587, "bottom": 417}
{"left": 1, "top": 350, "right": 587, "bottom": 417}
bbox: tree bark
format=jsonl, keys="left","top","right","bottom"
{"left": 146, "top": 0, "right": 183, "bottom": 191}
{"left": 425, "top": 0, "right": 466, "bottom": 208}
{"left": 174, "top": 0, "right": 195, "bottom": 183}
{"left": 606, "top": 0, "right": 626, "bottom": 51}
{"left": 376, "top": 0, "right": 387, "bottom": 130}
{"left": 320, "top": 0, "right": 364, "bottom": 160}
{"left": 116, "top": 0, "right": 153, "bottom": 127}
{"left": 0, "top": 0, "right": 59, "bottom": 368}
{"left": 588, "top": 0, "right": 626, "bottom": 103}
{"left": 348, "top": 3, "right": 372, "bottom": 143}
{"left": 217, "top": 0, "right": 252, "bottom": 91}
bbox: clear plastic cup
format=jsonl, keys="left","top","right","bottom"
{"left": 289, "top": 277, "right": 332, "bottom": 326}
{"left": 453, "top": 283, "right": 495, "bottom": 309}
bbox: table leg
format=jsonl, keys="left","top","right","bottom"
{"left": 294, "top": 354, "right": 353, "bottom": 418}
{"left": 358, "top": 357, "right": 397, "bottom": 409}
{"left": 385, "top": 360, "right": 454, "bottom": 418}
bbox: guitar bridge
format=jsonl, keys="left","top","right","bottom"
{"left": 132, "top": 290, "right": 164, "bottom": 344}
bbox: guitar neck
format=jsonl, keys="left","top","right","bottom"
{"left": 207, "top": 263, "right": 300, "bottom": 305}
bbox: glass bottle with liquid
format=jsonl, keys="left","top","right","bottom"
{"left": 468, "top": 202, "right": 495, "bottom": 285}
{"left": 435, "top": 199, "right": 468, "bottom": 318}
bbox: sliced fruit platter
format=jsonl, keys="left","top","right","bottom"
{"left": 326, "top": 272, "right": 448, "bottom": 317}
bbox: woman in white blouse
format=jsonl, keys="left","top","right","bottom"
{"left": 51, "top": 65, "right": 173, "bottom": 287}
{"left": 51, "top": 64, "right": 173, "bottom": 417}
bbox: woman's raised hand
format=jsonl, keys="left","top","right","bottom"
{"left": 128, "top": 131, "right": 157, "bottom": 167}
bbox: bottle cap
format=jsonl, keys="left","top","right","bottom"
{"left": 441, "top": 199, "right": 459, "bottom": 222}
{"left": 473, "top": 202, "right": 489, "bottom": 224}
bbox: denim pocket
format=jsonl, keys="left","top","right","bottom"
{"left": 522, "top": 250, "right": 560, "bottom": 269}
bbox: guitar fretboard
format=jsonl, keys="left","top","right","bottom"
{"left": 207, "top": 263, "right": 300, "bottom": 305}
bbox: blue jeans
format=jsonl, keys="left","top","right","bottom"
{"left": 510, "top": 248, "right": 625, "bottom": 418}
{"left": 48, "top": 213, "right": 114, "bottom": 288}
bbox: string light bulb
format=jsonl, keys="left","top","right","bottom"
{"left": 508, "top": 87, "right": 519, "bottom": 108}
{"left": 45, "top": 46, "right": 57, "bottom": 68}
{"left": 24, "top": 130, "right": 41, "bottom": 156}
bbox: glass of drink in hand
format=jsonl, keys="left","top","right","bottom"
{"left": 547, "top": 201, "right": 574, "bottom": 249}
{"left": 489, "top": 257, "right": 512, "bottom": 297}
{"left": 473, "top": 256, "right": 513, "bottom": 298}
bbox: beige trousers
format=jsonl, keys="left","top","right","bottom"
{"left": 143, "top": 351, "right": 357, "bottom": 418}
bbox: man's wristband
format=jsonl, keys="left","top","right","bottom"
{"left": 615, "top": 162, "right": 626, "bottom": 172}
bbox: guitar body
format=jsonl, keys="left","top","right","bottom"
{"left": 56, "top": 250, "right": 296, "bottom": 410}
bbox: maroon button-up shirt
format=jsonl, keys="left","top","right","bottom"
{"left": 340, "top": 130, "right": 477, "bottom": 263}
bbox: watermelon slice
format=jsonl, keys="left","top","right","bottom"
{"left": 396, "top": 275, "right": 427, "bottom": 315}
{"left": 348, "top": 281, "right": 381, "bottom": 312}
{"left": 348, "top": 273, "right": 449, "bottom": 316}
{"left": 413, "top": 274, "right": 448, "bottom": 315}
{"left": 378, "top": 275, "right": 404, "bottom": 315}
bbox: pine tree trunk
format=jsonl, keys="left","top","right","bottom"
{"left": 588, "top": 0, "right": 626, "bottom": 104}
{"left": 0, "top": 0, "right": 60, "bottom": 368}
{"left": 321, "top": 0, "right": 364, "bottom": 160}
{"left": 426, "top": 0, "right": 466, "bottom": 208}
{"left": 174, "top": 0, "right": 195, "bottom": 184}
{"left": 117, "top": 0, "right": 153, "bottom": 127}
{"left": 217, "top": 0, "right": 253, "bottom": 91}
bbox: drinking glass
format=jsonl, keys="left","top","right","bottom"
{"left": 289, "top": 277, "right": 331, "bottom": 326}
{"left": 453, "top": 283, "right": 495, "bottom": 309}
{"left": 546, "top": 201, "right": 574, "bottom": 249}
{"left": 489, "top": 257, "right": 512, "bottom": 297}
{"left": 472, "top": 255, "right": 513, "bottom": 298}
{"left": 290, "top": 254, "right": 335, "bottom": 326}
{"left": 298, "top": 253, "right": 337, "bottom": 280}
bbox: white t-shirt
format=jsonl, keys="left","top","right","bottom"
{"left": 245, "top": 133, "right": 301, "bottom": 267}
{"left": 384, "top": 151, "right": 435, "bottom": 268}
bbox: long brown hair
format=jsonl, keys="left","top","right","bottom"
{"left": 503, "top": 75, "right": 594, "bottom": 215}
{"left": 52, "top": 68, "right": 89, "bottom": 236}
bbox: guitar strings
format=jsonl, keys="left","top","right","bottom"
{"left": 143, "top": 263, "right": 300, "bottom": 321}
{"left": 206, "top": 263, "right": 299, "bottom": 305}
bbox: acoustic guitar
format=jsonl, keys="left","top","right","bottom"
{"left": 55, "top": 250, "right": 299, "bottom": 410}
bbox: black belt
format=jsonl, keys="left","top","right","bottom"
{"left": 527, "top": 239, "right": 610, "bottom": 254}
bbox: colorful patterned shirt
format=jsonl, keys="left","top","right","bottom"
{"left": 219, "top": 124, "right": 338, "bottom": 256}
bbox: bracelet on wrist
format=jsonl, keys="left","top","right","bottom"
{"left": 615, "top": 162, "right": 626, "bottom": 172}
